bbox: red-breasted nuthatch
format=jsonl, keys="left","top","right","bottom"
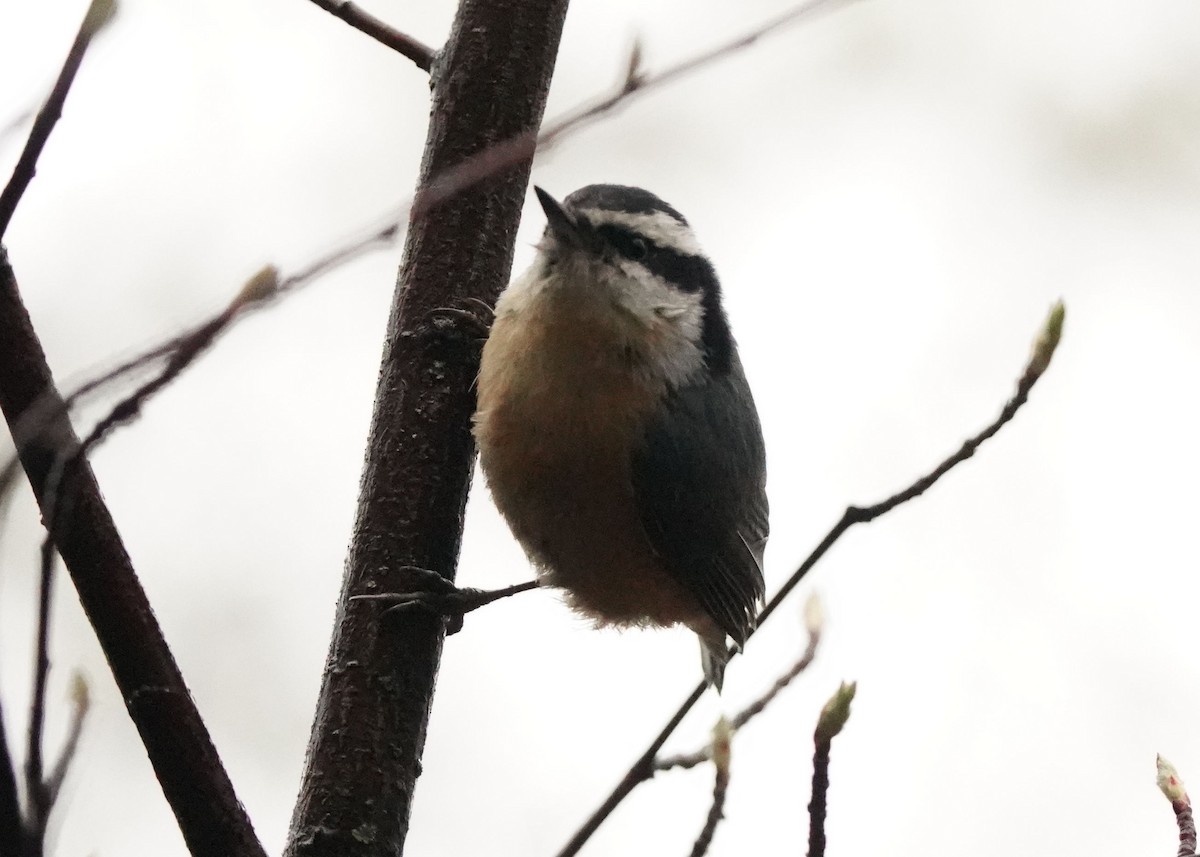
{"left": 474, "top": 184, "right": 768, "bottom": 689}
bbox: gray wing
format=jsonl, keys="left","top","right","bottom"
{"left": 631, "top": 355, "right": 768, "bottom": 648}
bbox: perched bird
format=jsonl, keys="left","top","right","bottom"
{"left": 473, "top": 184, "right": 768, "bottom": 690}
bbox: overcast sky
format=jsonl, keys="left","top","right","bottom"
{"left": 2, "top": 1, "right": 1200, "bottom": 855}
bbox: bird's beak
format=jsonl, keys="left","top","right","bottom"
{"left": 534, "top": 186, "right": 587, "bottom": 249}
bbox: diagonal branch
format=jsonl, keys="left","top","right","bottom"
{"left": 656, "top": 597, "right": 823, "bottom": 773}
{"left": 5, "top": 0, "right": 859, "bottom": 465}
{"left": 554, "top": 302, "right": 1066, "bottom": 857}
{"left": 409, "top": 0, "right": 857, "bottom": 221}
{"left": 0, "top": 0, "right": 117, "bottom": 239}
{"left": 305, "top": 0, "right": 436, "bottom": 70}
{"left": 0, "top": 249, "right": 266, "bottom": 857}
{"left": 688, "top": 719, "right": 732, "bottom": 857}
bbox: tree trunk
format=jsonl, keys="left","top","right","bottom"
{"left": 285, "top": 1, "right": 570, "bottom": 854}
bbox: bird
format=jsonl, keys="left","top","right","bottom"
{"left": 472, "top": 183, "right": 768, "bottom": 690}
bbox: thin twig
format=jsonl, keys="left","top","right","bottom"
{"left": 7, "top": 0, "right": 850, "bottom": 461}
{"left": 0, "top": 251, "right": 267, "bottom": 857}
{"left": 1158, "top": 755, "right": 1198, "bottom": 857}
{"left": 657, "top": 598, "right": 823, "bottom": 772}
{"left": 554, "top": 303, "right": 1066, "bottom": 857}
{"left": 305, "top": 0, "right": 436, "bottom": 71}
{"left": 10, "top": 217, "right": 394, "bottom": 475}
{"left": 807, "top": 682, "right": 856, "bottom": 857}
{"left": 0, "top": 0, "right": 117, "bottom": 238}
{"left": 0, "top": 702, "right": 21, "bottom": 857}
{"left": 0, "top": 451, "right": 24, "bottom": 855}
{"left": 24, "top": 544, "right": 57, "bottom": 836}
{"left": 410, "top": 0, "right": 856, "bottom": 222}
{"left": 689, "top": 718, "right": 732, "bottom": 857}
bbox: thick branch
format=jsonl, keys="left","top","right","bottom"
{"left": 284, "top": 2, "right": 568, "bottom": 855}
{"left": 0, "top": 250, "right": 264, "bottom": 857}
{"left": 305, "top": 0, "right": 436, "bottom": 70}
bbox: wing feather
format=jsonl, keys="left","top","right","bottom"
{"left": 632, "top": 355, "right": 769, "bottom": 647}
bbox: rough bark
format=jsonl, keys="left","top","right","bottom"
{"left": 285, "top": 1, "right": 570, "bottom": 854}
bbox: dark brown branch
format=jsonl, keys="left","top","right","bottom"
{"left": 0, "top": 450, "right": 24, "bottom": 857}
{"left": 0, "top": 249, "right": 265, "bottom": 857}
{"left": 555, "top": 303, "right": 1066, "bottom": 857}
{"left": 807, "top": 682, "right": 856, "bottom": 857}
{"left": 689, "top": 719, "right": 732, "bottom": 857}
{"left": 1158, "top": 756, "right": 1198, "bottom": 857}
{"left": 305, "top": 0, "right": 436, "bottom": 70}
{"left": 0, "top": 701, "right": 21, "bottom": 857}
{"left": 0, "top": 0, "right": 116, "bottom": 239}
{"left": 283, "top": 1, "right": 568, "bottom": 854}
{"left": 24, "top": 545, "right": 57, "bottom": 838}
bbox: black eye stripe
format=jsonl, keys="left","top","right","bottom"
{"left": 588, "top": 221, "right": 732, "bottom": 372}
{"left": 593, "top": 224, "right": 714, "bottom": 293}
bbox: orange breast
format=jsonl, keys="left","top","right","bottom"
{"left": 474, "top": 294, "right": 705, "bottom": 629}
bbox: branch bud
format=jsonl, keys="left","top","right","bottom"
{"left": 802, "top": 592, "right": 824, "bottom": 636}
{"left": 82, "top": 0, "right": 119, "bottom": 37}
{"left": 1158, "top": 754, "right": 1191, "bottom": 806}
{"left": 814, "top": 681, "right": 856, "bottom": 744}
{"left": 711, "top": 716, "right": 733, "bottom": 775}
{"left": 1026, "top": 300, "right": 1066, "bottom": 380}
{"left": 230, "top": 264, "right": 281, "bottom": 312}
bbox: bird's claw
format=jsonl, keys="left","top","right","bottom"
{"left": 353, "top": 567, "right": 538, "bottom": 635}
{"left": 428, "top": 299, "right": 493, "bottom": 341}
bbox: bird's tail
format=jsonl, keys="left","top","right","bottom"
{"left": 699, "top": 638, "right": 732, "bottom": 693}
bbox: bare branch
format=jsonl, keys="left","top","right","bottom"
{"left": 807, "top": 682, "right": 856, "bottom": 857}
{"left": 9, "top": 0, "right": 858, "bottom": 459}
{"left": 555, "top": 303, "right": 1066, "bottom": 857}
{"left": 688, "top": 719, "right": 732, "bottom": 857}
{"left": 305, "top": 0, "right": 436, "bottom": 71}
{"left": 656, "top": 596, "right": 824, "bottom": 773}
{"left": 0, "top": 702, "right": 22, "bottom": 857}
{"left": 0, "top": 250, "right": 266, "bottom": 857}
{"left": 1158, "top": 755, "right": 1198, "bottom": 857}
{"left": 0, "top": 451, "right": 24, "bottom": 855}
{"left": 24, "top": 545, "right": 57, "bottom": 837}
{"left": 411, "top": 0, "right": 857, "bottom": 221}
{"left": 0, "top": 0, "right": 117, "bottom": 238}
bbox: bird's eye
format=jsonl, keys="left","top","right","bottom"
{"left": 628, "top": 237, "right": 648, "bottom": 260}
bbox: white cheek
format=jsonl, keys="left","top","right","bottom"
{"left": 608, "top": 260, "right": 706, "bottom": 386}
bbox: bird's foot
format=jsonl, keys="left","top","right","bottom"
{"left": 427, "top": 298, "right": 493, "bottom": 341}
{"left": 353, "top": 567, "right": 539, "bottom": 635}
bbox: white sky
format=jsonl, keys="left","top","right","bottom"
{"left": 2, "top": 0, "right": 1199, "bottom": 855}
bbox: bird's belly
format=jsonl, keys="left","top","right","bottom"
{"left": 474, "top": 316, "right": 703, "bottom": 628}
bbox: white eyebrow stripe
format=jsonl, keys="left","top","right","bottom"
{"left": 580, "top": 209, "right": 705, "bottom": 257}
